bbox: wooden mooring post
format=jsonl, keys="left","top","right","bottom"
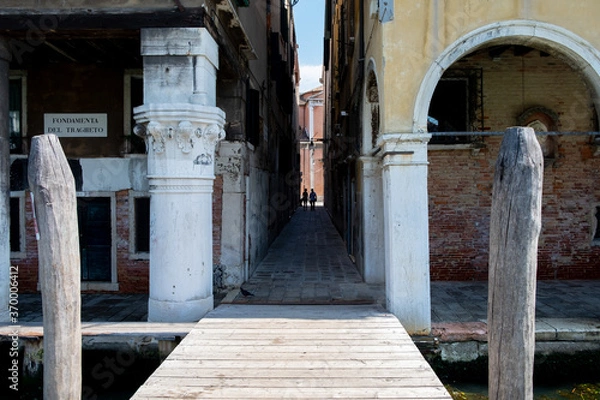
{"left": 28, "top": 134, "right": 81, "bottom": 399}
{"left": 488, "top": 126, "right": 543, "bottom": 400}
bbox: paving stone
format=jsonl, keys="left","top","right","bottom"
{"left": 542, "top": 318, "right": 600, "bottom": 341}
{"left": 230, "top": 207, "right": 382, "bottom": 305}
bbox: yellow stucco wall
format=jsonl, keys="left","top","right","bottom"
{"left": 374, "top": 0, "right": 600, "bottom": 134}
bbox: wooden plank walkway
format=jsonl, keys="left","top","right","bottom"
{"left": 131, "top": 304, "right": 451, "bottom": 399}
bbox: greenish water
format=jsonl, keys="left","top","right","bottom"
{"left": 428, "top": 347, "right": 600, "bottom": 400}
{"left": 445, "top": 382, "right": 600, "bottom": 399}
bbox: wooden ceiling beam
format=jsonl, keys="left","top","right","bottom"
{"left": 42, "top": 41, "right": 78, "bottom": 62}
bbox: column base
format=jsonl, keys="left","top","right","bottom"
{"left": 147, "top": 296, "right": 214, "bottom": 322}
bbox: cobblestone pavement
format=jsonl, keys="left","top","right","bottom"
{"left": 431, "top": 280, "right": 600, "bottom": 322}
{"left": 12, "top": 205, "right": 600, "bottom": 323}
{"left": 230, "top": 206, "right": 385, "bottom": 305}
{"left": 16, "top": 293, "right": 149, "bottom": 323}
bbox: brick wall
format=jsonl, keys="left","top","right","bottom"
{"left": 11, "top": 196, "right": 39, "bottom": 292}
{"left": 13, "top": 179, "right": 226, "bottom": 293}
{"left": 429, "top": 48, "right": 600, "bottom": 281}
{"left": 115, "top": 190, "right": 149, "bottom": 293}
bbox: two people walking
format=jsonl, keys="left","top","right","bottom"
{"left": 301, "top": 188, "right": 317, "bottom": 211}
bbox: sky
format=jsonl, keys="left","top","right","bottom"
{"left": 292, "top": 0, "right": 325, "bottom": 93}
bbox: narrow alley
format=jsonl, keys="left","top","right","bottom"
{"left": 228, "top": 206, "right": 385, "bottom": 305}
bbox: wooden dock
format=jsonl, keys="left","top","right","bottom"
{"left": 131, "top": 304, "right": 452, "bottom": 399}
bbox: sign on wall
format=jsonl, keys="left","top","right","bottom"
{"left": 379, "top": 0, "right": 394, "bottom": 23}
{"left": 44, "top": 113, "right": 108, "bottom": 137}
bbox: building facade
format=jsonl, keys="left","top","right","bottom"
{"left": 298, "top": 86, "right": 325, "bottom": 201}
{"left": 1, "top": 0, "right": 300, "bottom": 322}
{"left": 325, "top": 0, "right": 600, "bottom": 333}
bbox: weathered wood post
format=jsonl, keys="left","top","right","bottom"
{"left": 488, "top": 126, "right": 543, "bottom": 400}
{"left": 28, "top": 134, "right": 81, "bottom": 400}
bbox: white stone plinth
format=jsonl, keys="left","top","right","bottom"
{"left": 148, "top": 296, "right": 214, "bottom": 323}
{"left": 381, "top": 133, "right": 431, "bottom": 335}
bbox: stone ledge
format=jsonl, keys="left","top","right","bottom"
{"left": 432, "top": 318, "right": 600, "bottom": 343}
{"left": 431, "top": 322, "right": 487, "bottom": 342}
{"left": 0, "top": 322, "right": 196, "bottom": 340}
{"left": 539, "top": 318, "right": 600, "bottom": 341}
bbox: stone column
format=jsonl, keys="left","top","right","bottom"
{"left": 134, "top": 28, "right": 225, "bottom": 322}
{"left": 358, "top": 156, "right": 384, "bottom": 283}
{"left": 380, "top": 133, "right": 431, "bottom": 334}
{"left": 0, "top": 39, "right": 10, "bottom": 322}
{"left": 216, "top": 141, "right": 247, "bottom": 287}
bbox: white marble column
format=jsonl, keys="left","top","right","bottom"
{"left": 134, "top": 28, "right": 225, "bottom": 322}
{"left": 381, "top": 133, "right": 431, "bottom": 334}
{"left": 358, "top": 156, "right": 384, "bottom": 283}
{"left": 0, "top": 39, "right": 10, "bottom": 322}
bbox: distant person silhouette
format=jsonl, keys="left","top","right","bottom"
{"left": 309, "top": 188, "right": 317, "bottom": 211}
{"left": 301, "top": 188, "right": 309, "bottom": 210}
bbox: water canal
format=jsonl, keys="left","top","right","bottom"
{"left": 9, "top": 348, "right": 599, "bottom": 399}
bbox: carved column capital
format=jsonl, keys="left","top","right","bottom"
{"left": 134, "top": 119, "right": 225, "bottom": 156}
{"left": 134, "top": 103, "right": 226, "bottom": 179}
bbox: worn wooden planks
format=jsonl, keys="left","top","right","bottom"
{"left": 131, "top": 304, "right": 451, "bottom": 399}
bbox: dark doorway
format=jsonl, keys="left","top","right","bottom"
{"left": 9, "top": 197, "right": 20, "bottom": 252}
{"left": 429, "top": 78, "right": 468, "bottom": 132}
{"left": 78, "top": 197, "right": 112, "bottom": 281}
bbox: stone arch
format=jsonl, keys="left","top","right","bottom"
{"left": 414, "top": 20, "right": 600, "bottom": 133}
{"left": 363, "top": 59, "right": 380, "bottom": 154}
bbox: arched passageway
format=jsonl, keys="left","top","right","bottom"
{"left": 418, "top": 21, "right": 600, "bottom": 282}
